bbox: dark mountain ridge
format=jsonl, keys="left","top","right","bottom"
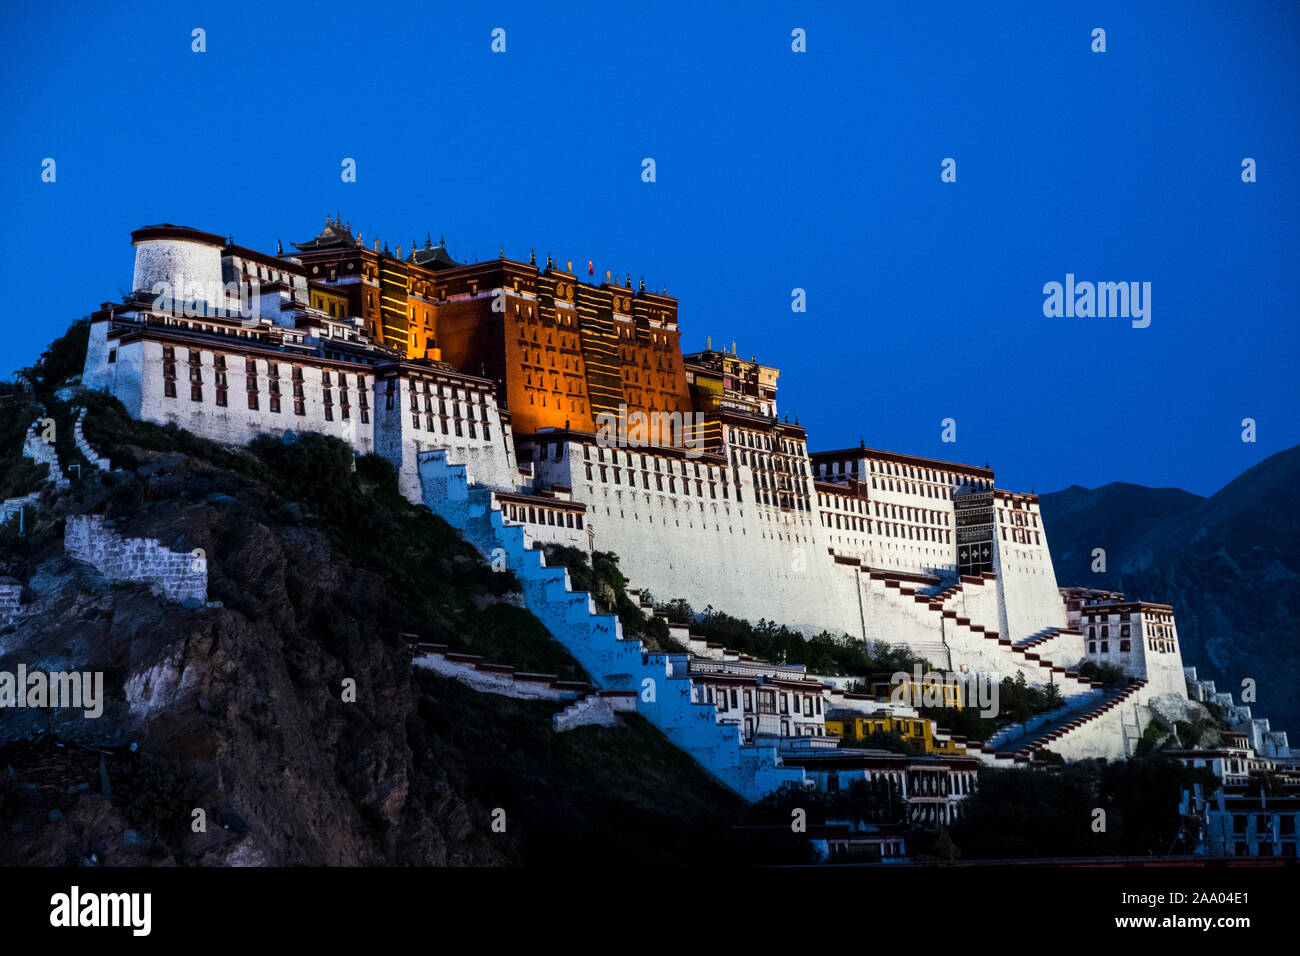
{"left": 1040, "top": 445, "right": 1300, "bottom": 737}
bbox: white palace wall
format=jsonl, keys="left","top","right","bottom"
{"left": 532, "top": 440, "right": 864, "bottom": 636}
{"left": 134, "top": 340, "right": 375, "bottom": 453}
{"left": 992, "top": 497, "right": 1067, "bottom": 643}
{"left": 369, "top": 376, "right": 517, "bottom": 500}
{"left": 85, "top": 327, "right": 516, "bottom": 497}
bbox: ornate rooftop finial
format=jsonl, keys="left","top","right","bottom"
{"left": 860, "top": 436, "right": 865, "bottom": 449}
{"left": 228, "top": 234, "right": 234, "bottom": 245}
{"left": 345, "top": 221, "right": 350, "bottom": 232}
{"left": 626, "top": 272, "right": 632, "bottom": 288}
{"left": 500, "top": 245, "right": 505, "bottom": 259}
{"left": 384, "top": 241, "right": 390, "bottom": 255}
{"left": 326, "top": 214, "right": 331, "bottom": 227}
{"left": 396, "top": 243, "right": 402, "bottom": 259}
{"left": 356, "top": 232, "right": 363, "bottom": 246}
{"left": 439, "top": 234, "right": 445, "bottom": 246}
{"left": 426, "top": 232, "right": 432, "bottom": 249}
{"left": 706, "top": 335, "right": 712, "bottom": 350}
{"left": 795, "top": 415, "right": 800, "bottom": 426}
{"left": 639, "top": 275, "right": 645, "bottom": 292}
{"left": 546, "top": 252, "right": 553, "bottom": 270}
{"left": 277, "top": 239, "right": 283, "bottom": 255}
{"left": 530, "top": 248, "right": 536, "bottom": 266}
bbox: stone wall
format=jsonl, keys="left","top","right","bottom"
{"left": 0, "top": 577, "right": 22, "bottom": 630}
{"left": 64, "top": 514, "right": 207, "bottom": 604}
{"left": 407, "top": 639, "right": 589, "bottom": 702}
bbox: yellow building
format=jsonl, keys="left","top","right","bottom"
{"left": 825, "top": 711, "right": 966, "bottom": 756}
{"left": 868, "top": 672, "right": 965, "bottom": 710}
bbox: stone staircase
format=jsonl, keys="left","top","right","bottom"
{"left": 986, "top": 679, "right": 1150, "bottom": 763}
{"left": 23, "top": 408, "right": 69, "bottom": 489}
{"left": 1, "top": 409, "right": 71, "bottom": 527}
{"left": 418, "top": 449, "right": 807, "bottom": 801}
{"left": 867, "top": 571, "right": 1097, "bottom": 701}
{"left": 1012, "top": 626, "right": 1086, "bottom": 669}
{"left": 73, "top": 407, "right": 114, "bottom": 473}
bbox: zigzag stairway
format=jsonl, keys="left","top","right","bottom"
{"left": 418, "top": 450, "right": 806, "bottom": 801}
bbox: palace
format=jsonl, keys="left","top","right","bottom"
{"left": 72, "top": 218, "right": 1228, "bottom": 800}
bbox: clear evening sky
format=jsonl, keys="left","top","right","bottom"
{"left": 2, "top": 0, "right": 1296, "bottom": 497}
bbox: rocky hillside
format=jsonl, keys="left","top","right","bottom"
{"left": 1040, "top": 445, "right": 1300, "bottom": 736}
{"left": 0, "top": 354, "right": 747, "bottom": 865}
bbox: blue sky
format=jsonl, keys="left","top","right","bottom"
{"left": 2, "top": 0, "right": 1296, "bottom": 497}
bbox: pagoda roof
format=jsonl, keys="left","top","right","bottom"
{"left": 293, "top": 218, "right": 360, "bottom": 252}
{"left": 412, "top": 237, "right": 458, "bottom": 270}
